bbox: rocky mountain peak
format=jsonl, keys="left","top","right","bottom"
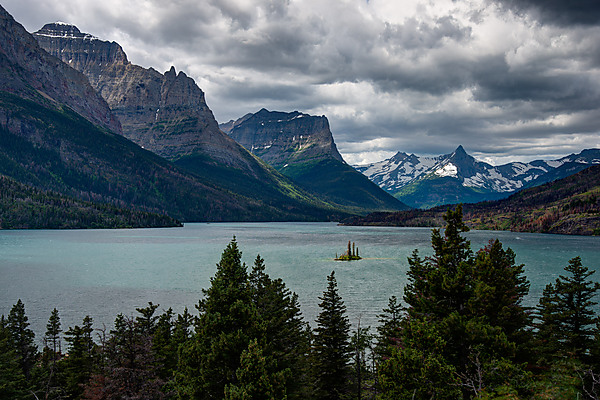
{"left": 224, "top": 109, "right": 344, "bottom": 168}
{"left": 34, "top": 24, "right": 259, "bottom": 169}
{"left": 0, "top": 7, "right": 121, "bottom": 134}
{"left": 36, "top": 22, "right": 97, "bottom": 41}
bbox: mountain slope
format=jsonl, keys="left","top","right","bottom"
{"left": 0, "top": 7, "right": 345, "bottom": 222}
{"left": 357, "top": 145, "right": 600, "bottom": 208}
{"left": 0, "top": 174, "right": 180, "bottom": 229}
{"left": 343, "top": 165, "right": 600, "bottom": 236}
{"left": 223, "top": 109, "right": 408, "bottom": 213}
{"left": 33, "top": 22, "right": 347, "bottom": 220}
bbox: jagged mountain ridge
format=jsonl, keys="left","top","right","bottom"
{"left": 343, "top": 165, "right": 600, "bottom": 236}
{"left": 356, "top": 145, "right": 600, "bottom": 208}
{"left": 34, "top": 23, "right": 254, "bottom": 171}
{"left": 223, "top": 109, "right": 408, "bottom": 213}
{"left": 32, "top": 21, "right": 356, "bottom": 220}
{"left": 0, "top": 7, "right": 348, "bottom": 222}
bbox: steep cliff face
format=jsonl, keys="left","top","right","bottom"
{"left": 223, "top": 108, "right": 344, "bottom": 168}
{"left": 0, "top": 15, "right": 121, "bottom": 134}
{"left": 223, "top": 109, "right": 408, "bottom": 212}
{"left": 34, "top": 23, "right": 254, "bottom": 170}
{"left": 0, "top": 8, "right": 349, "bottom": 222}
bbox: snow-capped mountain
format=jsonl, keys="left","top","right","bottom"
{"left": 356, "top": 146, "right": 600, "bottom": 208}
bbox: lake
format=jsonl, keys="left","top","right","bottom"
{"left": 1, "top": 222, "right": 599, "bottom": 341}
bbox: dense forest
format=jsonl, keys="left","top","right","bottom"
{"left": 344, "top": 165, "right": 600, "bottom": 236}
{"left": 0, "top": 174, "right": 182, "bottom": 229}
{"left": 2, "top": 206, "right": 600, "bottom": 399}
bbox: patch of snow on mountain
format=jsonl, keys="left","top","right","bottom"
{"left": 435, "top": 163, "right": 458, "bottom": 177}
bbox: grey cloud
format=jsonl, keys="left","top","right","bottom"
{"left": 494, "top": 0, "right": 600, "bottom": 26}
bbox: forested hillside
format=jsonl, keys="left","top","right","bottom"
{"left": 0, "top": 174, "right": 181, "bottom": 229}
{"left": 344, "top": 165, "right": 600, "bottom": 235}
{"left": 3, "top": 208, "right": 600, "bottom": 399}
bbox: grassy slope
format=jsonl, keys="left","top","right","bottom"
{"left": 280, "top": 158, "right": 409, "bottom": 215}
{"left": 343, "top": 165, "right": 600, "bottom": 235}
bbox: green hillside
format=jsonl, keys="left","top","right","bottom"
{"left": 0, "top": 92, "right": 343, "bottom": 222}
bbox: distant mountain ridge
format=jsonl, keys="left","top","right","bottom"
{"left": 343, "top": 164, "right": 600, "bottom": 236}
{"left": 356, "top": 145, "right": 600, "bottom": 208}
{"left": 223, "top": 109, "right": 408, "bottom": 213}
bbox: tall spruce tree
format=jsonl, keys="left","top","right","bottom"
{"left": 177, "top": 238, "right": 259, "bottom": 399}
{"left": 0, "top": 315, "right": 28, "bottom": 399}
{"left": 312, "top": 271, "right": 351, "bottom": 400}
{"left": 249, "top": 255, "right": 311, "bottom": 400}
{"left": 535, "top": 256, "right": 600, "bottom": 360}
{"left": 380, "top": 206, "right": 531, "bottom": 399}
{"left": 6, "top": 299, "right": 37, "bottom": 380}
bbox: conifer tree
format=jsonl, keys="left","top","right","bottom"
{"left": 536, "top": 256, "right": 600, "bottom": 360}
{"left": 63, "top": 316, "right": 96, "bottom": 398}
{"left": 44, "top": 308, "right": 62, "bottom": 362}
{"left": 0, "top": 315, "right": 28, "bottom": 399}
{"left": 249, "top": 255, "right": 311, "bottom": 400}
{"left": 224, "top": 339, "right": 289, "bottom": 400}
{"left": 382, "top": 206, "right": 532, "bottom": 399}
{"left": 375, "top": 295, "right": 403, "bottom": 359}
{"left": 313, "top": 271, "right": 351, "bottom": 400}
{"left": 6, "top": 299, "right": 37, "bottom": 380}
{"left": 177, "top": 237, "right": 258, "bottom": 399}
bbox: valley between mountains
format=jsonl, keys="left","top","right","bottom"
{"left": 0, "top": 6, "right": 598, "bottom": 234}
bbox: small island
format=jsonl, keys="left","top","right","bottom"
{"left": 335, "top": 241, "right": 362, "bottom": 261}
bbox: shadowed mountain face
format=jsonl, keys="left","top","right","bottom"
{"left": 223, "top": 109, "right": 408, "bottom": 213}
{"left": 356, "top": 145, "right": 600, "bottom": 209}
{"left": 32, "top": 21, "right": 353, "bottom": 220}
{"left": 0, "top": 18, "right": 121, "bottom": 134}
{"left": 34, "top": 23, "right": 257, "bottom": 171}
{"left": 0, "top": 9, "right": 348, "bottom": 222}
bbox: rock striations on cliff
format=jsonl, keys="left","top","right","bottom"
{"left": 0, "top": 17, "right": 121, "bottom": 135}
{"left": 35, "top": 23, "right": 255, "bottom": 171}
{"left": 0, "top": 7, "right": 347, "bottom": 222}
{"left": 223, "top": 109, "right": 408, "bottom": 213}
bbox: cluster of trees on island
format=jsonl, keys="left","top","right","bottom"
{"left": 3, "top": 206, "right": 600, "bottom": 399}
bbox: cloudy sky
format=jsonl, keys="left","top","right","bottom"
{"left": 4, "top": 0, "right": 600, "bottom": 165}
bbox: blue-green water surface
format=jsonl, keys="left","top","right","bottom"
{"left": 1, "top": 222, "right": 599, "bottom": 339}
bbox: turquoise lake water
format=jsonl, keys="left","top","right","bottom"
{"left": 1, "top": 222, "right": 599, "bottom": 339}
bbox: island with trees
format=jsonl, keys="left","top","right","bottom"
{"left": 335, "top": 240, "right": 362, "bottom": 261}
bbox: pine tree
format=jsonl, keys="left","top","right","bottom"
{"left": 0, "top": 315, "right": 28, "bottom": 399}
{"left": 375, "top": 295, "right": 403, "bottom": 359}
{"left": 249, "top": 255, "right": 312, "bottom": 400}
{"left": 177, "top": 237, "right": 258, "bottom": 399}
{"left": 63, "top": 316, "right": 96, "bottom": 399}
{"left": 383, "top": 206, "right": 532, "bottom": 399}
{"left": 535, "top": 256, "right": 600, "bottom": 360}
{"left": 6, "top": 299, "right": 38, "bottom": 380}
{"left": 224, "top": 339, "right": 289, "bottom": 400}
{"left": 44, "top": 308, "right": 62, "bottom": 362}
{"left": 313, "top": 271, "right": 351, "bottom": 400}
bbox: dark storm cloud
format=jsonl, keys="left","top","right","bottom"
{"left": 494, "top": 0, "right": 600, "bottom": 26}
{"left": 3, "top": 0, "right": 600, "bottom": 165}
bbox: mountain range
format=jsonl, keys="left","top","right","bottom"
{"left": 344, "top": 164, "right": 600, "bottom": 236}
{"left": 222, "top": 109, "right": 408, "bottom": 213}
{"left": 0, "top": 7, "right": 349, "bottom": 223}
{"left": 356, "top": 145, "right": 600, "bottom": 209}
{"left": 33, "top": 22, "right": 402, "bottom": 217}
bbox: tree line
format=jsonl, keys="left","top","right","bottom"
{"left": 2, "top": 205, "right": 600, "bottom": 399}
